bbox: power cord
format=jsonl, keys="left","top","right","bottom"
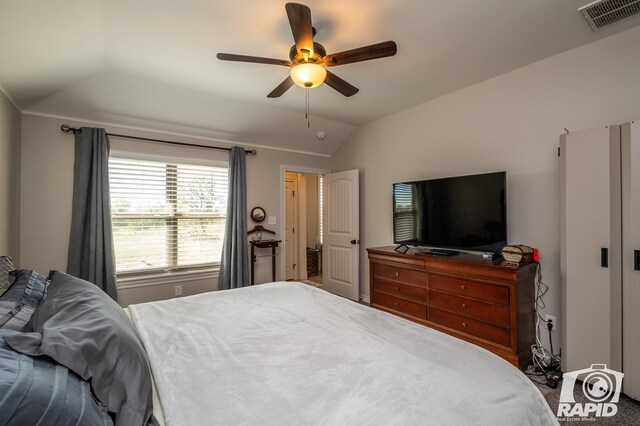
{"left": 527, "top": 260, "right": 562, "bottom": 388}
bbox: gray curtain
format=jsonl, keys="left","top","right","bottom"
{"left": 67, "top": 127, "right": 118, "bottom": 301}
{"left": 218, "top": 146, "right": 250, "bottom": 290}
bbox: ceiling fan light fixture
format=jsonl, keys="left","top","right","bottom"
{"left": 290, "top": 63, "right": 327, "bottom": 88}
{"left": 217, "top": 3, "right": 396, "bottom": 98}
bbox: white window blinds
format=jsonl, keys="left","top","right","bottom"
{"left": 109, "top": 157, "right": 228, "bottom": 274}
{"left": 393, "top": 183, "right": 418, "bottom": 242}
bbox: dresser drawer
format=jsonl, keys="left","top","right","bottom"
{"left": 372, "top": 263, "right": 427, "bottom": 287}
{"left": 429, "top": 308, "right": 511, "bottom": 347}
{"left": 372, "top": 291, "right": 427, "bottom": 320}
{"left": 429, "top": 274, "right": 509, "bottom": 306}
{"left": 373, "top": 279, "right": 427, "bottom": 303}
{"left": 429, "top": 290, "right": 510, "bottom": 327}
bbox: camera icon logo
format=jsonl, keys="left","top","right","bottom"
{"left": 557, "top": 364, "right": 624, "bottom": 419}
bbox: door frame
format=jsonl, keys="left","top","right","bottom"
{"left": 280, "top": 165, "right": 330, "bottom": 281}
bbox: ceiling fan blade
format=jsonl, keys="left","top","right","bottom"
{"left": 267, "top": 76, "right": 295, "bottom": 98}
{"left": 324, "top": 71, "right": 359, "bottom": 97}
{"left": 285, "top": 3, "right": 314, "bottom": 55}
{"left": 217, "top": 53, "right": 293, "bottom": 67}
{"left": 323, "top": 41, "right": 397, "bottom": 67}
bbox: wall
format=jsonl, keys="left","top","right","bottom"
{"left": 331, "top": 25, "right": 640, "bottom": 344}
{"left": 20, "top": 114, "right": 330, "bottom": 306}
{"left": 0, "top": 90, "right": 21, "bottom": 264}
{"left": 284, "top": 172, "right": 301, "bottom": 280}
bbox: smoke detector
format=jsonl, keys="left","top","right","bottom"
{"left": 579, "top": 0, "right": 640, "bottom": 31}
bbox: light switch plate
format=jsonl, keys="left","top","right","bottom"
{"left": 268, "top": 216, "right": 276, "bottom": 225}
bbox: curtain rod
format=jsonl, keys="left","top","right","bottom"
{"left": 60, "top": 124, "right": 257, "bottom": 155}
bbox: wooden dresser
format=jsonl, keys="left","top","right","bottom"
{"left": 367, "top": 246, "right": 536, "bottom": 369}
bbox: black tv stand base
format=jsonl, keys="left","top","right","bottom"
{"left": 394, "top": 244, "right": 411, "bottom": 253}
{"left": 425, "top": 248, "right": 459, "bottom": 256}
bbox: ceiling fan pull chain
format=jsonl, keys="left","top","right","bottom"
{"left": 306, "top": 88, "right": 310, "bottom": 128}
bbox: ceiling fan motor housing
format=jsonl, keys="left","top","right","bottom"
{"left": 289, "top": 42, "right": 327, "bottom": 64}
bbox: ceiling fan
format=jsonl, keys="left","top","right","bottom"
{"left": 217, "top": 2, "right": 397, "bottom": 98}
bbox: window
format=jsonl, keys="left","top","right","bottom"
{"left": 109, "top": 156, "right": 228, "bottom": 275}
{"left": 393, "top": 183, "right": 418, "bottom": 241}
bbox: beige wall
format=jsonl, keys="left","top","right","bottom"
{"left": 331, "top": 25, "right": 640, "bottom": 342}
{"left": 20, "top": 114, "right": 330, "bottom": 305}
{"left": 0, "top": 90, "right": 21, "bottom": 264}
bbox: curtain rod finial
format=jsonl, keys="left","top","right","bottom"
{"left": 61, "top": 124, "right": 82, "bottom": 135}
{"left": 246, "top": 149, "right": 257, "bottom": 156}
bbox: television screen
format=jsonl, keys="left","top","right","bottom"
{"left": 393, "top": 172, "right": 507, "bottom": 253}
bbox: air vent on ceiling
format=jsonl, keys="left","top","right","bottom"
{"left": 579, "top": 0, "right": 640, "bottom": 30}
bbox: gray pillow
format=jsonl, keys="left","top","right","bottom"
{"left": 4, "top": 271, "right": 158, "bottom": 426}
{"left": 0, "top": 329, "right": 113, "bottom": 426}
{"left": 0, "top": 269, "right": 49, "bottom": 330}
{"left": 0, "top": 256, "right": 15, "bottom": 296}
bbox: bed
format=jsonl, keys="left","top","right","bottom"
{"left": 1, "top": 269, "right": 558, "bottom": 425}
{"left": 127, "top": 281, "right": 557, "bottom": 425}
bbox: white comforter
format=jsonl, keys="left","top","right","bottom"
{"left": 129, "top": 282, "right": 558, "bottom": 426}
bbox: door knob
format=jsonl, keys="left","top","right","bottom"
{"left": 350, "top": 239, "right": 360, "bottom": 244}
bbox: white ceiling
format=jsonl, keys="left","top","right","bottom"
{"left": 1, "top": 0, "right": 639, "bottom": 155}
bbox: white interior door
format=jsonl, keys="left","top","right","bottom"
{"left": 323, "top": 169, "right": 359, "bottom": 300}
{"left": 285, "top": 177, "right": 297, "bottom": 280}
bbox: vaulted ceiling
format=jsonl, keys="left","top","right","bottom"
{"left": 1, "top": 0, "right": 638, "bottom": 155}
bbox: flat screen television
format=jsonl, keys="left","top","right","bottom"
{"left": 392, "top": 171, "right": 507, "bottom": 254}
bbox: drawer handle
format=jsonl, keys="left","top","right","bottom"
{"left": 394, "top": 302, "right": 399, "bottom": 307}
{"left": 462, "top": 304, "right": 467, "bottom": 309}
{"left": 394, "top": 272, "right": 399, "bottom": 277}
{"left": 461, "top": 285, "right": 467, "bottom": 290}
{"left": 395, "top": 287, "right": 400, "bottom": 292}
{"left": 462, "top": 322, "right": 468, "bottom": 328}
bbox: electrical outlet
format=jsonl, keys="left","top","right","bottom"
{"left": 545, "top": 314, "right": 557, "bottom": 331}
{"left": 268, "top": 216, "right": 276, "bottom": 225}
{"left": 175, "top": 285, "right": 182, "bottom": 296}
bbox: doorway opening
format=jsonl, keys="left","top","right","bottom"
{"left": 282, "top": 170, "right": 325, "bottom": 288}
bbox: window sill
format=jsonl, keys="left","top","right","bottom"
{"left": 117, "top": 267, "right": 219, "bottom": 289}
